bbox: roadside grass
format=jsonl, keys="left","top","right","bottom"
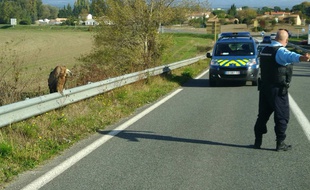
{"left": 162, "top": 33, "right": 213, "bottom": 64}
{"left": 289, "top": 35, "right": 310, "bottom": 48}
{"left": 0, "top": 27, "right": 212, "bottom": 187}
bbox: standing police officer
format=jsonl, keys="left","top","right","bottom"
{"left": 254, "top": 29, "right": 310, "bottom": 151}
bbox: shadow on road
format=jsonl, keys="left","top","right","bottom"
{"left": 293, "top": 62, "right": 310, "bottom": 78}
{"left": 97, "top": 129, "right": 274, "bottom": 151}
{"left": 181, "top": 79, "right": 209, "bottom": 87}
{"left": 181, "top": 78, "right": 252, "bottom": 88}
{"left": 161, "top": 69, "right": 252, "bottom": 88}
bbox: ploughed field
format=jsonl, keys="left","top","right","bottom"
{"left": 0, "top": 27, "right": 93, "bottom": 93}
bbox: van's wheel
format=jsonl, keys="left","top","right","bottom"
{"left": 252, "top": 80, "right": 258, "bottom": 86}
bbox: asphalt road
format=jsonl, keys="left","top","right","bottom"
{"left": 5, "top": 63, "right": 310, "bottom": 190}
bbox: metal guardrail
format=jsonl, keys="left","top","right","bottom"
{"left": 288, "top": 42, "right": 310, "bottom": 53}
{"left": 0, "top": 55, "right": 207, "bottom": 128}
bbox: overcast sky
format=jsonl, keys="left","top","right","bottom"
{"left": 42, "top": 0, "right": 306, "bottom": 9}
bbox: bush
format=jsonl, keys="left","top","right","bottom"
{"left": 19, "top": 20, "right": 31, "bottom": 25}
{"left": 196, "top": 45, "right": 212, "bottom": 53}
{"left": 181, "top": 68, "right": 194, "bottom": 79}
{"left": 0, "top": 142, "right": 12, "bottom": 157}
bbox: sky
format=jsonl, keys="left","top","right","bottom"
{"left": 42, "top": 0, "right": 75, "bottom": 8}
{"left": 42, "top": 0, "right": 307, "bottom": 9}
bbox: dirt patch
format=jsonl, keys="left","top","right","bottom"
{"left": 220, "top": 24, "right": 249, "bottom": 33}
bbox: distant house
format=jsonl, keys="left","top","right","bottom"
{"left": 55, "top": 18, "right": 67, "bottom": 23}
{"left": 207, "top": 15, "right": 219, "bottom": 23}
{"left": 289, "top": 14, "right": 302, "bottom": 25}
{"left": 38, "top": 19, "right": 50, "bottom": 25}
{"left": 36, "top": 18, "right": 66, "bottom": 25}
{"left": 265, "top": 11, "right": 290, "bottom": 17}
{"left": 259, "top": 12, "right": 302, "bottom": 25}
{"left": 50, "top": 18, "right": 67, "bottom": 25}
{"left": 187, "top": 12, "right": 211, "bottom": 20}
{"left": 85, "top": 14, "right": 98, "bottom": 26}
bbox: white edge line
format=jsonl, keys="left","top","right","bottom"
{"left": 195, "top": 69, "right": 209, "bottom": 79}
{"left": 289, "top": 93, "right": 310, "bottom": 142}
{"left": 21, "top": 88, "right": 183, "bottom": 190}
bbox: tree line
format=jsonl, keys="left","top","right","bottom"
{"left": 0, "top": 0, "right": 198, "bottom": 26}
{"left": 1, "top": 0, "right": 310, "bottom": 26}
{"left": 77, "top": 0, "right": 211, "bottom": 83}
{"left": 0, "top": 0, "right": 93, "bottom": 25}
{"left": 0, "top": 0, "right": 51, "bottom": 24}
{"left": 210, "top": 2, "right": 310, "bottom": 26}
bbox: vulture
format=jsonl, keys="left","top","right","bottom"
{"left": 48, "top": 66, "right": 73, "bottom": 94}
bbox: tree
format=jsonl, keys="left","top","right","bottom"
{"left": 172, "top": 0, "right": 211, "bottom": 25}
{"left": 90, "top": 0, "right": 108, "bottom": 17}
{"left": 26, "top": 0, "right": 42, "bottom": 23}
{"left": 212, "top": 9, "right": 226, "bottom": 18}
{"left": 168, "top": 6, "right": 188, "bottom": 25}
{"left": 82, "top": 0, "right": 172, "bottom": 72}
{"left": 80, "top": 0, "right": 203, "bottom": 78}
{"left": 73, "top": 0, "right": 90, "bottom": 17}
{"left": 257, "top": 6, "right": 271, "bottom": 15}
{"left": 227, "top": 4, "right": 237, "bottom": 17}
{"left": 0, "top": 0, "right": 15, "bottom": 24}
{"left": 77, "top": 0, "right": 212, "bottom": 83}
{"left": 259, "top": 19, "right": 266, "bottom": 29}
{"left": 274, "top": 6, "right": 281, "bottom": 12}
{"left": 0, "top": 0, "right": 43, "bottom": 24}
{"left": 292, "top": 2, "right": 310, "bottom": 19}
{"left": 38, "top": 5, "right": 59, "bottom": 19}
{"left": 38, "top": 5, "right": 51, "bottom": 19}
{"left": 48, "top": 5, "right": 59, "bottom": 19}
{"left": 236, "top": 8, "right": 257, "bottom": 25}
{"left": 58, "top": 4, "right": 73, "bottom": 18}
{"left": 201, "top": 13, "right": 206, "bottom": 27}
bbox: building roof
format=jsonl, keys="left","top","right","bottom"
{"left": 264, "top": 11, "right": 291, "bottom": 16}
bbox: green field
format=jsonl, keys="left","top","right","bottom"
{"left": 0, "top": 26, "right": 212, "bottom": 98}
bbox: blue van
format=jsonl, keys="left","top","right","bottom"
{"left": 206, "top": 32, "right": 259, "bottom": 86}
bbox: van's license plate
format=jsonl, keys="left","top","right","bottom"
{"left": 225, "top": 71, "right": 240, "bottom": 75}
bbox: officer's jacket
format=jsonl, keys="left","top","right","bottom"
{"left": 259, "top": 46, "right": 293, "bottom": 87}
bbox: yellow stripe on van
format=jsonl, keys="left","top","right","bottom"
{"left": 218, "top": 59, "right": 249, "bottom": 67}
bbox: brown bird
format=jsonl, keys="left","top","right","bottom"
{"left": 48, "top": 66, "right": 73, "bottom": 94}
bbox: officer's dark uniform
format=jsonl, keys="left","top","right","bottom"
{"left": 254, "top": 46, "right": 293, "bottom": 150}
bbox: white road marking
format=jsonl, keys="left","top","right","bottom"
{"left": 21, "top": 89, "right": 183, "bottom": 190}
{"left": 289, "top": 94, "right": 310, "bottom": 141}
{"left": 195, "top": 69, "right": 209, "bottom": 79}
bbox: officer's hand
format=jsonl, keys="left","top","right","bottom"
{"left": 306, "top": 53, "right": 310, "bottom": 62}
{"left": 300, "top": 53, "right": 310, "bottom": 62}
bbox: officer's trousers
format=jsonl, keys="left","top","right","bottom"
{"left": 254, "top": 86, "right": 290, "bottom": 141}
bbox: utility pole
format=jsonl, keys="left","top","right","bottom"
{"left": 214, "top": 21, "right": 217, "bottom": 42}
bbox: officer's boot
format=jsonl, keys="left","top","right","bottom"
{"left": 254, "top": 123, "right": 267, "bottom": 149}
{"left": 276, "top": 141, "right": 292, "bottom": 151}
{"left": 254, "top": 135, "right": 262, "bottom": 149}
